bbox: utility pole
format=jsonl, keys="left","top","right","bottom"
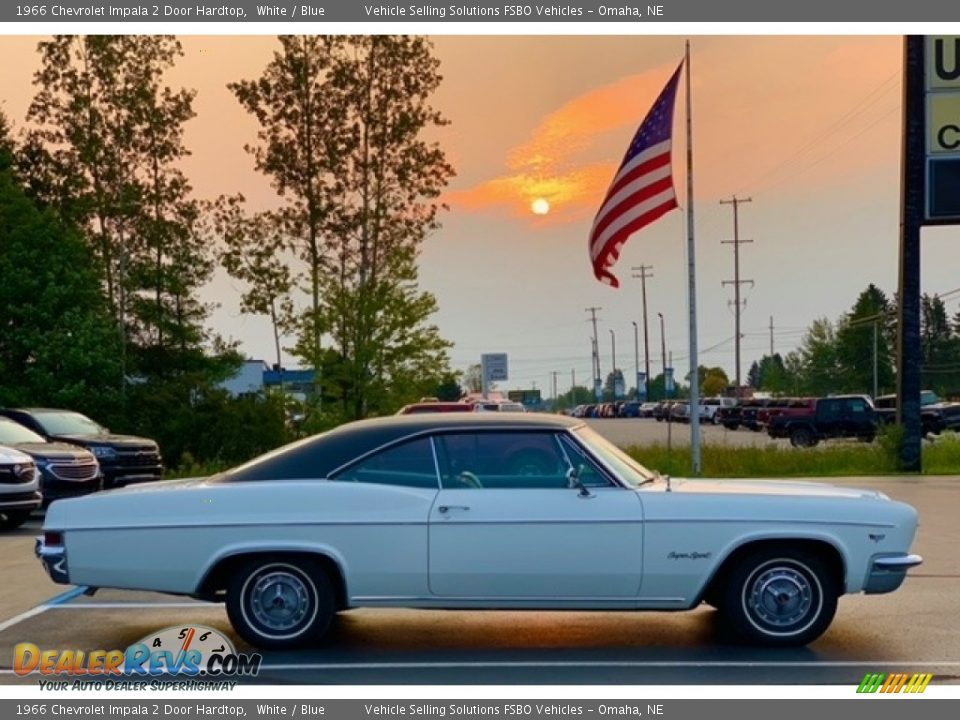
{"left": 631, "top": 321, "right": 640, "bottom": 400}
{"left": 720, "top": 195, "right": 753, "bottom": 397}
{"left": 586, "top": 307, "right": 602, "bottom": 400}
{"left": 551, "top": 371, "right": 559, "bottom": 407}
{"left": 631, "top": 265, "right": 653, "bottom": 401}
{"left": 769, "top": 316, "right": 775, "bottom": 356}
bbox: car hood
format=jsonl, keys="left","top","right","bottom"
{"left": 52, "top": 433, "right": 158, "bottom": 450}
{"left": 0, "top": 445, "right": 33, "bottom": 464}
{"left": 10, "top": 442, "right": 95, "bottom": 462}
{"left": 666, "top": 477, "right": 886, "bottom": 500}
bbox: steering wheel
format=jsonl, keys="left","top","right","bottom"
{"left": 457, "top": 471, "right": 483, "bottom": 489}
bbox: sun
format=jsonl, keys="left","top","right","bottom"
{"left": 531, "top": 198, "right": 551, "bottom": 215}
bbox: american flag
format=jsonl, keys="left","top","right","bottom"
{"left": 589, "top": 62, "right": 683, "bottom": 287}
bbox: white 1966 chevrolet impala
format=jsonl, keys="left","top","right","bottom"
{"left": 37, "top": 414, "right": 921, "bottom": 649}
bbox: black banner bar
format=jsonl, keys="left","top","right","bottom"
{"left": 0, "top": 700, "right": 957, "bottom": 720}
{"left": 3, "top": 0, "right": 960, "bottom": 23}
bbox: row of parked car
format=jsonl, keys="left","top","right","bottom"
{"left": 0, "top": 408, "right": 162, "bottom": 530}
{"left": 570, "top": 401, "right": 659, "bottom": 418}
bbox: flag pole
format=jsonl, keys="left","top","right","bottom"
{"left": 685, "top": 40, "right": 701, "bottom": 475}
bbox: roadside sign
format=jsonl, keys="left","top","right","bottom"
{"left": 664, "top": 367, "right": 675, "bottom": 395}
{"left": 925, "top": 37, "right": 960, "bottom": 222}
{"left": 480, "top": 353, "right": 508, "bottom": 382}
{"left": 637, "top": 372, "right": 647, "bottom": 401}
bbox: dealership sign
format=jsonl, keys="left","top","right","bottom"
{"left": 926, "top": 36, "right": 960, "bottom": 222}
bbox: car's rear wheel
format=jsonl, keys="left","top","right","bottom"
{"left": 0, "top": 510, "right": 32, "bottom": 530}
{"left": 719, "top": 549, "right": 837, "bottom": 647}
{"left": 227, "top": 558, "right": 335, "bottom": 649}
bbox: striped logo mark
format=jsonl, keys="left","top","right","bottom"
{"left": 857, "top": 672, "right": 933, "bottom": 693}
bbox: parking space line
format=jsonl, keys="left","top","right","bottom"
{"left": 46, "top": 602, "right": 217, "bottom": 609}
{"left": 0, "top": 586, "right": 88, "bottom": 634}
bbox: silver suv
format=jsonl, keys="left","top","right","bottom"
{"left": 0, "top": 445, "right": 41, "bottom": 530}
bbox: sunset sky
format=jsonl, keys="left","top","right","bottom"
{"left": 1, "top": 35, "right": 957, "bottom": 394}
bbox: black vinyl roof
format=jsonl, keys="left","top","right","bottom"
{"left": 218, "top": 413, "right": 582, "bottom": 482}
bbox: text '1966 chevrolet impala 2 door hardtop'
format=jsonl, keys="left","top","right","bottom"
{"left": 37, "top": 414, "right": 921, "bottom": 649}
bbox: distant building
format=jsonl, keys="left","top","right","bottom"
{"left": 220, "top": 360, "right": 316, "bottom": 398}
{"left": 220, "top": 359, "right": 269, "bottom": 396}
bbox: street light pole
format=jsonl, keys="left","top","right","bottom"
{"left": 658, "top": 313, "right": 667, "bottom": 399}
{"left": 632, "top": 321, "right": 640, "bottom": 400}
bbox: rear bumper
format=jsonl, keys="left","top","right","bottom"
{"left": 35, "top": 537, "right": 70, "bottom": 585}
{"left": 864, "top": 553, "right": 923, "bottom": 594}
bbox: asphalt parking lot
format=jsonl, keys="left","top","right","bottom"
{"left": 1, "top": 471, "right": 958, "bottom": 686}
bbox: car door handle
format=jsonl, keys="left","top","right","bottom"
{"left": 438, "top": 505, "right": 470, "bottom": 514}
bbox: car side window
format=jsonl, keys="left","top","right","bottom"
{"left": 332, "top": 437, "right": 439, "bottom": 489}
{"left": 434, "top": 432, "right": 569, "bottom": 490}
{"left": 848, "top": 398, "right": 867, "bottom": 414}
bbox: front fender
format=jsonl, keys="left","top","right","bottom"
{"left": 689, "top": 528, "right": 854, "bottom": 606}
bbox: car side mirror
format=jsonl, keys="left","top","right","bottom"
{"left": 566, "top": 465, "right": 594, "bottom": 498}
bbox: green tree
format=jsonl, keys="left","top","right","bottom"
{"left": 214, "top": 195, "right": 297, "bottom": 369}
{"left": 836, "top": 284, "right": 894, "bottom": 396}
{"left": 232, "top": 36, "right": 455, "bottom": 418}
{"left": 0, "top": 132, "right": 123, "bottom": 418}
{"left": 229, "top": 36, "right": 341, "bottom": 376}
{"left": 921, "top": 293, "right": 960, "bottom": 394}
{"left": 754, "top": 353, "right": 791, "bottom": 394}
{"left": 797, "top": 318, "right": 841, "bottom": 396}
{"left": 701, "top": 366, "right": 729, "bottom": 397}
{"left": 432, "top": 372, "right": 463, "bottom": 402}
{"left": 26, "top": 36, "right": 216, "bottom": 380}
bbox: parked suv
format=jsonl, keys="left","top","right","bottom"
{"left": 0, "top": 445, "right": 41, "bottom": 530}
{"left": 699, "top": 397, "right": 736, "bottom": 424}
{"left": 0, "top": 409, "right": 162, "bottom": 489}
{"left": 0, "top": 416, "right": 101, "bottom": 503}
{"left": 874, "top": 391, "right": 960, "bottom": 436}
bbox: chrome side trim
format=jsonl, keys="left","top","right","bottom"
{"left": 643, "top": 518, "right": 897, "bottom": 529}
{"left": 351, "top": 594, "right": 686, "bottom": 604}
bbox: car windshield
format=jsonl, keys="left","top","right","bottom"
{"left": 34, "top": 412, "right": 105, "bottom": 436}
{"left": 574, "top": 426, "right": 656, "bottom": 486}
{"left": 0, "top": 420, "right": 45, "bottom": 444}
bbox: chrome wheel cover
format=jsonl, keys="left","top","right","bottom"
{"left": 247, "top": 568, "right": 313, "bottom": 634}
{"left": 742, "top": 560, "right": 821, "bottom": 636}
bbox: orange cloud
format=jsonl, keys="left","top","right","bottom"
{"left": 446, "top": 64, "right": 679, "bottom": 225}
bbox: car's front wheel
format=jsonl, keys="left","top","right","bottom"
{"left": 719, "top": 549, "right": 837, "bottom": 646}
{"left": 227, "top": 558, "right": 335, "bottom": 649}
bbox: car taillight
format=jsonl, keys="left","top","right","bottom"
{"left": 44, "top": 531, "right": 63, "bottom": 547}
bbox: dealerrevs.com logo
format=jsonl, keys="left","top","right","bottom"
{"left": 857, "top": 672, "right": 933, "bottom": 694}
{"left": 14, "top": 625, "right": 261, "bottom": 690}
